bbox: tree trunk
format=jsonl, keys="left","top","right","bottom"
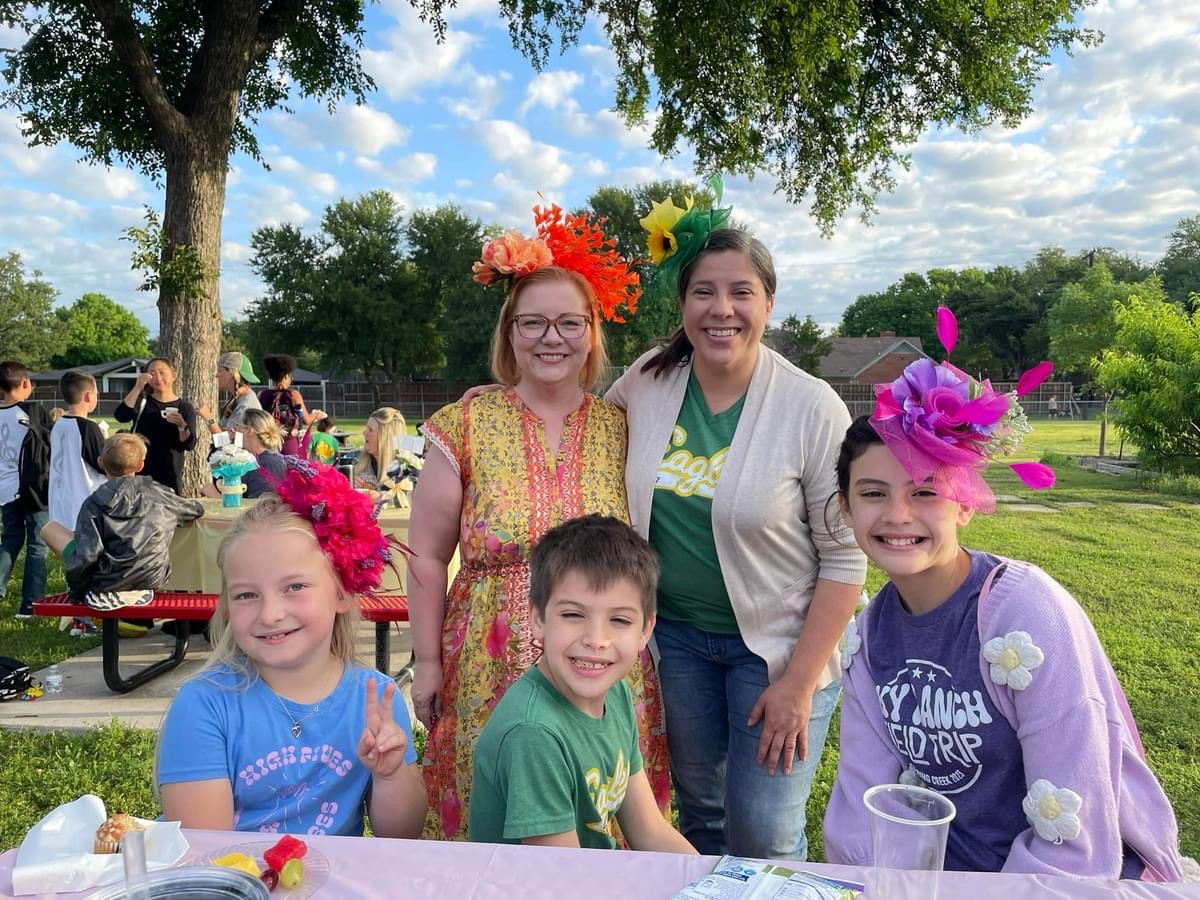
{"left": 157, "top": 137, "right": 228, "bottom": 496}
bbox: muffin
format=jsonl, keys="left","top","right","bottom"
{"left": 93, "top": 814, "right": 145, "bottom": 854}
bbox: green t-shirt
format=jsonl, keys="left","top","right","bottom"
{"left": 649, "top": 371, "right": 746, "bottom": 634}
{"left": 468, "top": 665, "right": 643, "bottom": 849}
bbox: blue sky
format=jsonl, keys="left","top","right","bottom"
{"left": 1, "top": 0, "right": 1198, "bottom": 336}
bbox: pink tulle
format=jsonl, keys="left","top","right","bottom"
{"left": 1016, "top": 361, "right": 1054, "bottom": 397}
{"left": 870, "top": 414, "right": 997, "bottom": 512}
{"left": 272, "top": 462, "right": 399, "bottom": 596}
{"left": 1010, "top": 462, "right": 1056, "bottom": 490}
{"left": 936, "top": 306, "right": 958, "bottom": 357}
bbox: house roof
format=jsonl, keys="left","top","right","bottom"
{"left": 819, "top": 337, "right": 927, "bottom": 379}
{"left": 32, "top": 357, "right": 151, "bottom": 382}
{"left": 34, "top": 358, "right": 327, "bottom": 384}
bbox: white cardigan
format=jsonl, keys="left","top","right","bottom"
{"left": 607, "top": 345, "right": 867, "bottom": 686}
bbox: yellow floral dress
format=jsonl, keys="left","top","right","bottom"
{"left": 420, "top": 389, "right": 670, "bottom": 840}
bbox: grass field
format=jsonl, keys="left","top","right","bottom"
{"left": 1, "top": 420, "right": 1196, "bottom": 860}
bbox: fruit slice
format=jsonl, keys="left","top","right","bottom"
{"left": 263, "top": 834, "right": 308, "bottom": 872}
{"left": 280, "top": 858, "right": 305, "bottom": 890}
{"left": 212, "top": 851, "right": 261, "bottom": 878}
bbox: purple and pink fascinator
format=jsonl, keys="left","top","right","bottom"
{"left": 869, "top": 306, "right": 1056, "bottom": 513}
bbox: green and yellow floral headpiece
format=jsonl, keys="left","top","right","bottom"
{"left": 639, "top": 175, "right": 733, "bottom": 299}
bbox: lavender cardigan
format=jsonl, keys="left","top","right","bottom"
{"left": 824, "top": 558, "right": 1186, "bottom": 882}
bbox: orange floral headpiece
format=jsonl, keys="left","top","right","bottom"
{"left": 472, "top": 204, "right": 641, "bottom": 323}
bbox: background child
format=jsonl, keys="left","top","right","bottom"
{"left": 823, "top": 309, "right": 1190, "bottom": 881}
{"left": 468, "top": 515, "right": 695, "bottom": 854}
{"left": 0, "top": 360, "right": 50, "bottom": 618}
{"left": 157, "top": 467, "right": 426, "bottom": 838}
{"left": 303, "top": 410, "right": 340, "bottom": 465}
{"left": 46, "top": 433, "right": 203, "bottom": 610}
{"left": 48, "top": 370, "right": 107, "bottom": 531}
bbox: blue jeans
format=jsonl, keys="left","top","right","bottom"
{"left": 0, "top": 501, "right": 48, "bottom": 614}
{"left": 655, "top": 616, "right": 841, "bottom": 860}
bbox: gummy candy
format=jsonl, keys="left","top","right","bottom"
{"left": 260, "top": 868, "right": 279, "bottom": 891}
{"left": 280, "top": 858, "right": 305, "bottom": 890}
{"left": 212, "top": 851, "right": 261, "bottom": 878}
{"left": 263, "top": 834, "right": 307, "bottom": 872}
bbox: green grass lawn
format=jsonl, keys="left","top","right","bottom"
{"left": 1, "top": 421, "right": 1196, "bottom": 860}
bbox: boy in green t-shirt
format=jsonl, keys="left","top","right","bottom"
{"left": 468, "top": 515, "right": 696, "bottom": 854}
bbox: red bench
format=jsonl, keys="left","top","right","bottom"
{"left": 32, "top": 592, "right": 412, "bottom": 694}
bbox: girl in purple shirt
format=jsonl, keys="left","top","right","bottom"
{"left": 822, "top": 307, "right": 1193, "bottom": 882}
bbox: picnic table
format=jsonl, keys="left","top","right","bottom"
{"left": 1, "top": 831, "right": 1196, "bottom": 899}
{"left": 34, "top": 499, "right": 458, "bottom": 693}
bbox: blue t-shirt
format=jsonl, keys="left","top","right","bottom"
{"left": 158, "top": 663, "right": 417, "bottom": 836}
{"left": 864, "top": 550, "right": 1029, "bottom": 872}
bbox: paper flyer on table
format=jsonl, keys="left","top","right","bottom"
{"left": 672, "top": 856, "right": 863, "bottom": 899}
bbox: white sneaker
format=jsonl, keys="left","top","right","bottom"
{"left": 85, "top": 589, "right": 155, "bottom": 612}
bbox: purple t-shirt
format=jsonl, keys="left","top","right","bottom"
{"left": 864, "top": 550, "right": 1028, "bottom": 871}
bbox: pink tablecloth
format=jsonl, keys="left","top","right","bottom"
{"left": 0, "top": 831, "right": 1196, "bottom": 899}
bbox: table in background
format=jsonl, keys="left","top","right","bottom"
{"left": 1, "top": 831, "right": 1196, "bottom": 899}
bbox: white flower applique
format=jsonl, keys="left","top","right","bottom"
{"left": 982, "top": 630, "right": 1045, "bottom": 691}
{"left": 840, "top": 617, "right": 862, "bottom": 669}
{"left": 1023, "top": 780, "right": 1083, "bottom": 844}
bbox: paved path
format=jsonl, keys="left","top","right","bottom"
{"left": 0, "top": 622, "right": 414, "bottom": 733}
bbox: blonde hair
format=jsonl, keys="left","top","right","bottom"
{"left": 155, "top": 495, "right": 361, "bottom": 798}
{"left": 241, "top": 407, "right": 283, "bottom": 452}
{"left": 354, "top": 406, "right": 406, "bottom": 485}
{"left": 101, "top": 432, "right": 148, "bottom": 476}
{"left": 203, "top": 494, "right": 361, "bottom": 682}
{"left": 489, "top": 266, "right": 608, "bottom": 391}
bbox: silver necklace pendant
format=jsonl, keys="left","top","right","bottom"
{"left": 291, "top": 722, "right": 302, "bottom": 739}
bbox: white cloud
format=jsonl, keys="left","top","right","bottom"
{"left": 394, "top": 152, "right": 438, "bottom": 182}
{"left": 222, "top": 241, "right": 252, "bottom": 264}
{"left": 243, "top": 186, "right": 312, "bottom": 229}
{"left": 335, "top": 105, "right": 409, "bottom": 156}
{"left": 582, "top": 158, "right": 609, "bottom": 178}
{"left": 361, "top": 3, "right": 478, "bottom": 99}
{"left": 441, "top": 68, "right": 508, "bottom": 123}
{"left": 518, "top": 70, "right": 583, "bottom": 116}
{"left": 477, "top": 120, "right": 572, "bottom": 188}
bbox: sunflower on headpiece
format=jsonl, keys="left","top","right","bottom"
{"left": 472, "top": 204, "right": 641, "bottom": 323}
{"left": 639, "top": 175, "right": 733, "bottom": 300}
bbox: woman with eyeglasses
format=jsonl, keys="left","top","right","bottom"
{"left": 407, "top": 216, "right": 670, "bottom": 841}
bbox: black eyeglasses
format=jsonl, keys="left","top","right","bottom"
{"left": 512, "top": 314, "right": 592, "bottom": 341}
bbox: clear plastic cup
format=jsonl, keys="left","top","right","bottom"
{"left": 121, "top": 830, "right": 151, "bottom": 900}
{"left": 863, "top": 783, "right": 956, "bottom": 899}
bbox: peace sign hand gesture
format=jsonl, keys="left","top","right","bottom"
{"left": 357, "top": 678, "right": 409, "bottom": 780}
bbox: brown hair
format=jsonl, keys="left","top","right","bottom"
{"left": 642, "top": 229, "right": 777, "bottom": 378}
{"left": 60, "top": 370, "right": 97, "bottom": 405}
{"left": 529, "top": 515, "right": 659, "bottom": 623}
{"left": 101, "top": 432, "right": 149, "bottom": 476}
{"left": 489, "top": 267, "right": 609, "bottom": 391}
{"left": 0, "top": 360, "right": 30, "bottom": 393}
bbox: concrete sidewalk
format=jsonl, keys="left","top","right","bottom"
{"left": 0, "top": 622, "right": 414, "bottom": 733}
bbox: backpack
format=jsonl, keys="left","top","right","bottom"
{"left": 17, "top": 402, "right": 50, "bottom": 512}
{"left": 0, "top": 656, "right": 33, "bottom": 701}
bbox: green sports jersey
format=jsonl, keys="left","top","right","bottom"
{"left": 648, "top": 371, "right": 746, "bottom": 634}
{"left": 468, "top": 665, "right": 643, "bottom": 848}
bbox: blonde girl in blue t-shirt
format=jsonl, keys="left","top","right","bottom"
{"left": 157, "top": 465, "right": 426, "bottom": 837}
